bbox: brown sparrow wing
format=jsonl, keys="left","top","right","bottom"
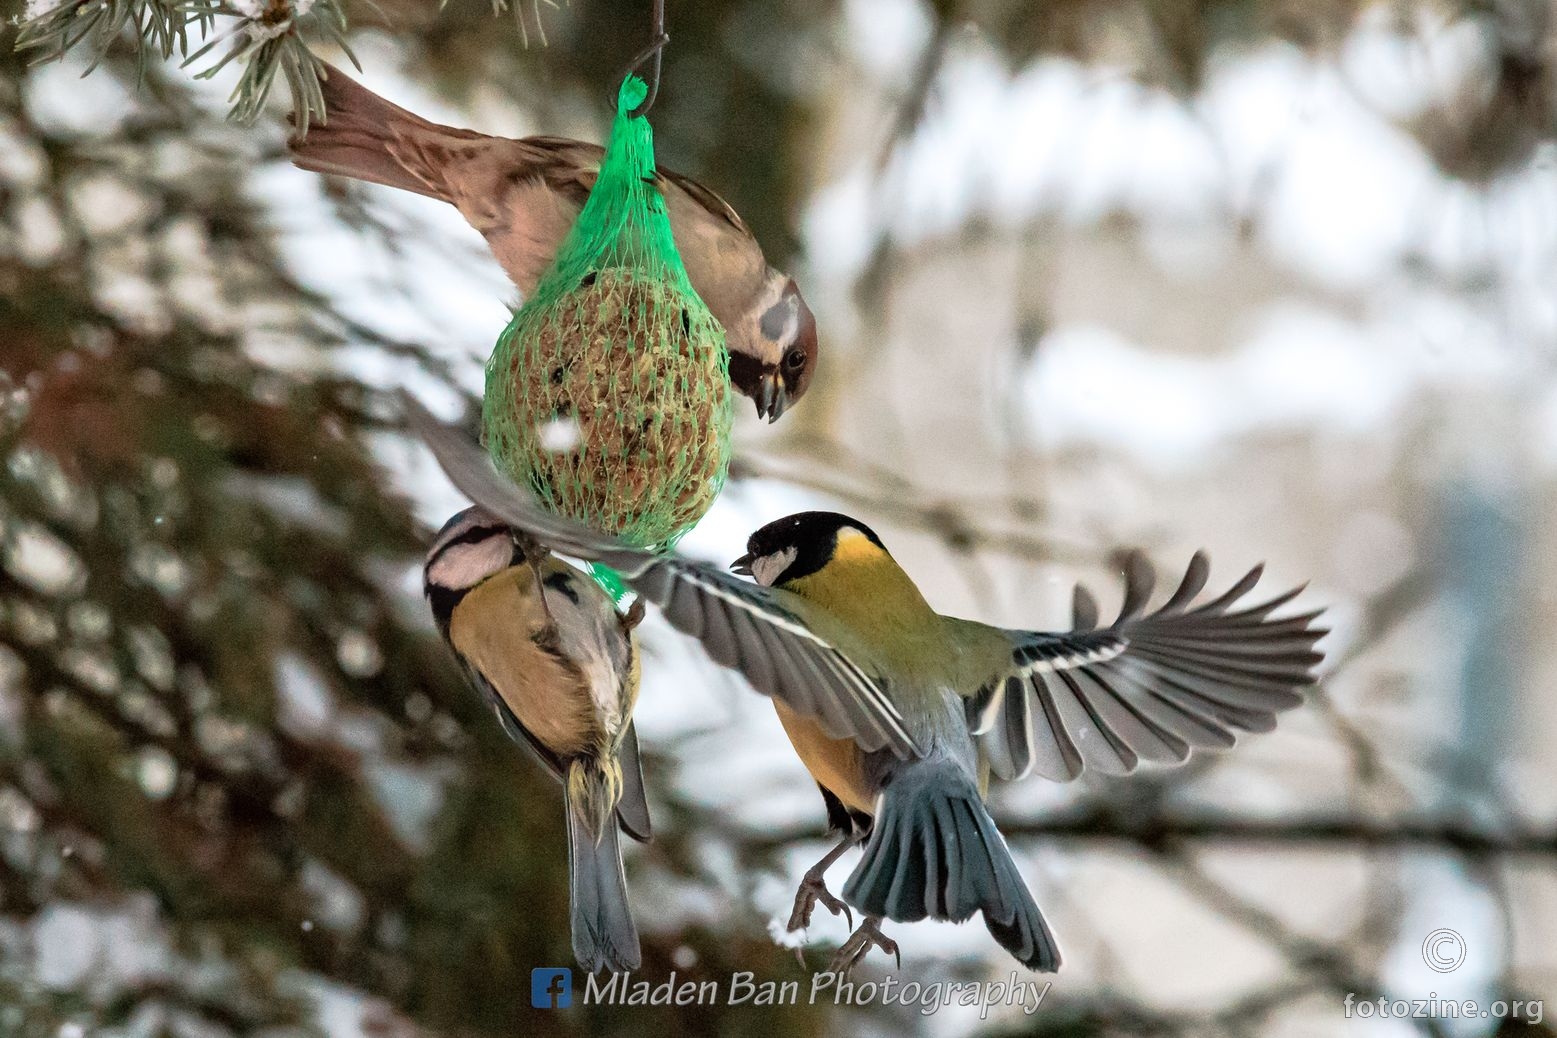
{"left": 291, "top": 62, "right": 487, "bottom": 201}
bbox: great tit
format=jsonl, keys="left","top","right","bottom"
{"left": 424, "top": 506, "right": 652, "bottom": 973}
{"left": 762, "top": 541, "right": 1320, "bottom": 971}
{"left": 291, "top": 65, "right": 817, "bottom": 422}
{"left": 408, "top": 396, "right": 1327, "bottom": 973}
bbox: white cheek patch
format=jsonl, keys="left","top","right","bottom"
{"left": 429, "top": 537, "right": 514, "bottom": 590}
{"left": 751, "top": 547, "right": 798, "bottom": 587}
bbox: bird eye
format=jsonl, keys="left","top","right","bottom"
{"left": 784, "top": 348, "right": 806, "bottom": 371}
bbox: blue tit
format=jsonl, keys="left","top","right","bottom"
{"left": 408, "top": 396, "right": 1326, "bottom": 974}
{"left": 424, "top": 506, "right": 651, "bottom": 973}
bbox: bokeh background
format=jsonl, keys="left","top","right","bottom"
{"left": 2, "top": 0, "right": 1555, "bottom": 1034}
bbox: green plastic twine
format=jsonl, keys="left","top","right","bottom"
{"left": 559, "top": 76, "right": 670, "bottom": 285}
{"left": 482, "top": 73, "right": 734, "bottom": 552}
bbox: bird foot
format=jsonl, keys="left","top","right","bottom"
{"left": 787, "top": 868, "right": 853, "bottom": 935}
{"left": 828, "top": 917, "right": 900, "bottom": 977}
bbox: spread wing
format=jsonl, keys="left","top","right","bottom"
{"left": 969, "top": 552, "right": 1326, "bottom": 782}
{"left": 624, "top": 557, "right": 917, "bottom": 756}
{"left": 406, "top": 395, "right": 918, "bottom": 758}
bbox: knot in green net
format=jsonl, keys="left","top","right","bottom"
{"left": 483, "top": 75, "right": 734, "bottom": 550}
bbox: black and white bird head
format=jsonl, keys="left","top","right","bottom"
{"left": 731, "top": 511, "right": 887, "bottom": 588}
{"left": 423, "top": 506, "right": 525, "bottom": 632}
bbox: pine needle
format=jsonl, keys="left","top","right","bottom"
{"left": 15, "top": 0, "right": 407, "bottom": 127}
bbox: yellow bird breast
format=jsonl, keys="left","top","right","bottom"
{"left": 772, "top": 701, "right": 876, "bottom": 816}
{"left": 448, "top": 569, "right": 597, "bottom": 759}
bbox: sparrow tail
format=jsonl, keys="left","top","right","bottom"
{"left": 841, "top": 759, "right": 1061, "bottom": 972}
{"left": 289, "top": 62, "right": 483, "bottom": 202}
{"left": 564, "top": 780, "right": 641, "bottom": 973}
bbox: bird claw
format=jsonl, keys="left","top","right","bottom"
{"left": 787, "top": 870, "right": 852, "bottom": 934}
{"left": 828, "top": 917, "right": 899, "bottom": 977}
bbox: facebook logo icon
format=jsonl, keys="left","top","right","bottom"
{"left": 531, "top": 968, "right": 572, "bottom": 1009}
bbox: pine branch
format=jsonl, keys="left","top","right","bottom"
{"left": 442, "top": 0, "right": 560, "bottom": 49}
{"left": 11, "top": 0, "right": 357, "bottom": 130}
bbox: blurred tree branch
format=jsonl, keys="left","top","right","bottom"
{"left": 5, "top": 2, "right": 1557, "bottom": 1036}
{"left": 732, "top": 806, "right": 1557, "bottom": 859}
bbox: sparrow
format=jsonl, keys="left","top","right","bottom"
{"left": 406, "top": 395, "right": 1327, "bottom": 972}
{"left": 424, "top": 506, "right": 651, "bottom": 973}
{"left": 291, "top": 64, "right": 818, "bottom": 422}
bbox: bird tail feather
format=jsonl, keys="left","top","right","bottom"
{"left": 565, "top": 782, "right": 641, "bottom": 973}
{"left": 841, "top": 760, "right": 1061, "bottom": 972}
{"left": 289, "top": 62, "right": 480, "bottom": 201}
{"left": 613, "top": 722, "right": 653, "bottom": 843}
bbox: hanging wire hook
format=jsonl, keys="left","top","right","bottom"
{"left": 615, "top": 0, "right": 667, "bottom": 118}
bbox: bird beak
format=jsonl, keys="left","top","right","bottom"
{"left": 730, "top": 553, "right": 754, "bottom": 576}
{"left": 753, "top": 374, "right": 788, "bottom": 424}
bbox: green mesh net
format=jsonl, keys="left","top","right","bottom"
{"left": 483, "top": 75, "right": 733, "bottom": 551}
